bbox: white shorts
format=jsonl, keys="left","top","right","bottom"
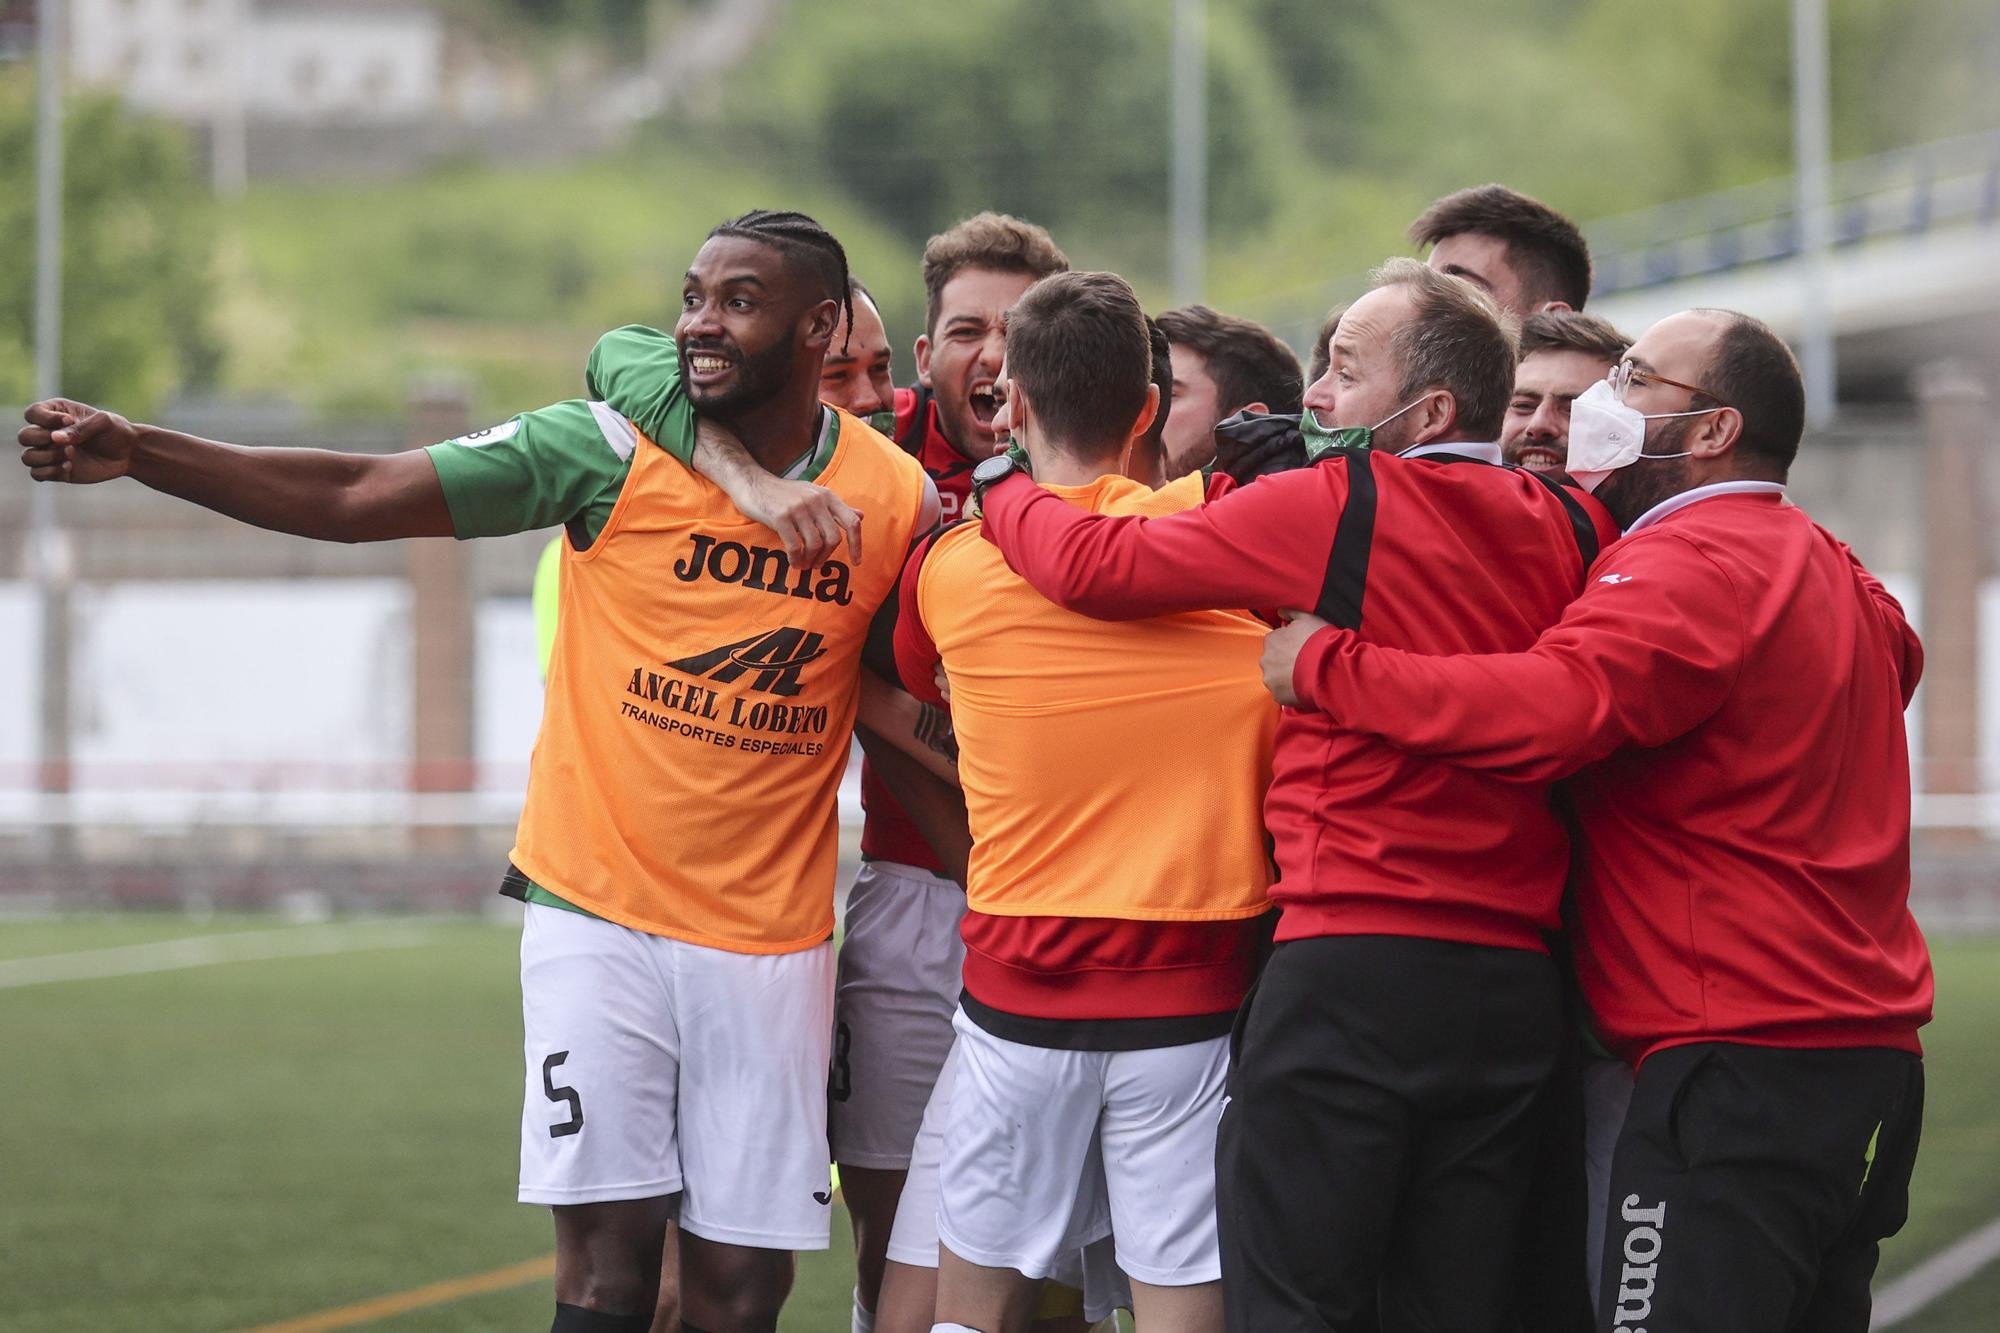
{"left": 829, "top": 860, "right": 965, "bottom": 1169}
{"left": 939, "top": 1011, "right": 1228, "bottom": 1287}
{"left": 517, "top": 903, "right": 836, "bottom": 1250}
{"left": 886, "top": 1039, "right": 1130, "bottom": 1323}
{"left": 884, "top": 1037, "right": 961, "bottom": 1270}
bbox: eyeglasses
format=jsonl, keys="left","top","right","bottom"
{"left": 1610, "top": 361, "right": 1724, "bottom": 408}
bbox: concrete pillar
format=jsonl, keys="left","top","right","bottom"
{"left": 404, "top": 379, "right": 473, "bottom": 854}
{"left": 1912, "top": 360, "right": 1989, "bottom": 809}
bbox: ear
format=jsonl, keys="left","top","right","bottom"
{"left": 914, "top": 333, "right": 934, "bottom": 389}
{"left": 802, "top": 298, "right": 839, "bottom": 351}
{"left": 1693, "top": 405, "right": 1744, "bottom": 459}
{"left": 1129, "top": 383, "right": 1162, "bottom": 442}
{"left": 1536, "top": 299, "right": 1574, "bottom": 314}
{"left": 1411, "top": 390, "right": 1457, "bottom": 445}
{"left": 1244, "top": 399, "right": 1270, "bottom": 417}
{"left": 1009, "top": 380, "right": 1035, "bottom": 438}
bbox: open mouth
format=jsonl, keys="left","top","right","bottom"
{"left": 968, "top": 384, "right": 999, "bottom": 429}
{"left": 1517, "top": 446, "right": 1564, "bottom": 470}
{"left": 686, "top": 348, "right": 734, "bottom": 382}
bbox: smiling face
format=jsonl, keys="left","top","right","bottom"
{"left": 1501, "top": 348, "right": 1618, "bottom": 472}
{"left": 674, "top": 234, "right": 833, "bottom": 419}
{"left": 817, "top": 290, "right": 895, "bottom": 417}
{"left": 915, "top": 266, "right": 1039, "bottom": 461}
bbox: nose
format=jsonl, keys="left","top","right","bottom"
{"left": 976, "top": 329, "right": 1006, "bottom": 374}
{"left": 1302, "top": 371, "right": 1336, "bottom": 414}
{"left": 679, "top": 297, "right": 723, "bottom": 341}
{"left": 1525, "top": 400, "right": 1565, "bottom": 441}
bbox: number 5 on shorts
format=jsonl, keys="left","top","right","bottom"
{"left": 543, "top": 1051, "right": 584, "bottom": 1138}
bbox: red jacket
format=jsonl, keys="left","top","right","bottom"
{"left": 858, "top": 386, "right": 978, "bottom": 873}
{"left": 978, "top": 444, "right": 1621, "bottom": 953}
{"left": 1293, "top": 488, "right": 1933, "bottom": 1065}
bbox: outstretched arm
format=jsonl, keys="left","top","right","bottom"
{"left": 588, "top": 324, "right": 861, "bottom": 566}
{"left": 19, "top": 399, "right": 452, "bottom": 542}
{"left": 1266, "top": 532, "right": 1743, "bottom": 783}
{"left": 975, "top": 464, "right": 1333, "bottom": 620}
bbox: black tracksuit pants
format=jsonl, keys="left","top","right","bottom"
{"left": 1599, "top": 1042, "right": 1924, "bottom": 1333}
{"left": 1216, "top": 934, "right": 1562, "bottom": 1333}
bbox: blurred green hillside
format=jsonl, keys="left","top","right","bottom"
{"left": 3, "top": 0, "right": 1997, "bottom": 419}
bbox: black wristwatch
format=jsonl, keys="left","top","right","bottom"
{"left": 970, "top": 449, "right": 1028, "bottom": 509}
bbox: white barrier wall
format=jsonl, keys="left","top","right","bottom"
{"left": 0, "top": 585, "right": 39, "bottom": 778}
{"left": 475, "top": 597, "right": 543, "bottom": 796}
{"left": 66, "top": 581, "right": 412, "bottom": 785}
{"left": 0, "top": 574, "right": 1955, "bottom": 811}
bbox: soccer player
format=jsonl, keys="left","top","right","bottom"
{"left": 1262, "top": 309, "right": 1931, "bottom": 1333}
{"left": 1502, "top": 310, "right": 1632, "bottom": 475}
{"left": 587, "top": 213, "right": 1071, "bottom": 1333}
{"left": 818, "top": 278, "right": 900, "bottom": 429}
{"left": 589, "top": 271, "right": 960, "bottom": 1333}
{"left": 974, "top": 259, "right": 1622, "bottom": 1331}
{"left": 1410, "top": 183, "right": 1594, "bottom": 316}
{"left": 1153, "top": 304, "right": 1304, "bottom": 479}
{"left": 18, "top": 209, "right": 938, "bottom": 1333}
{"left": 897, "top": 270, "right": 1277, "bottom": 1333}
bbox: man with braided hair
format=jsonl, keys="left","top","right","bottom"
{"left": 17, "top": 208, "right": 939, "bottom": 1333}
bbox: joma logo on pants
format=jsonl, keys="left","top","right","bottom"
{"left": 1612, "top": 1194, "right": 1667, "bottom": 1330}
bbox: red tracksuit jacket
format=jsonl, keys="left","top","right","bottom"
{"left": 978, "top": 444, "right": 1622, "bottom": 953}
{"left": 1292, "top": 488, "right": 1933, "bottom": 1065}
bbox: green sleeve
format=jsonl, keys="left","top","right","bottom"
{"left": 586, "top": 324, "right": 697, "bottom": 466}
{"left": 424, "top": 400, "right": 633, "bottom": 542}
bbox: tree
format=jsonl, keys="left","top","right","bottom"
{"left": 0, "top": 75, "right": 220, "bottom": 413}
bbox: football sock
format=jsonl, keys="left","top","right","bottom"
{"left": 853, "top": 1286, "right": 877, "bottom": 1333}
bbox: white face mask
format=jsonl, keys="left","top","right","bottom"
{"left": 1565, "top": 379, "right": 1720, "bottom": 493}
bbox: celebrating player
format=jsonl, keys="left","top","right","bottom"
{"left": 18, "top": 209, "right": 938, "bottom": 1333}
{"left": 588, "top": 213, "right": 1073, "bottom": 1333}
{"left": 898, "top": 271, "right": 1277, "bottom": 1333}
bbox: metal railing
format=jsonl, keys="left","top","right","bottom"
{"left": 1248, "top": 127, "right": 2000, "bottom": 350}
{"left": 1587, "top": 127, "right": 2000, "bottom": 295}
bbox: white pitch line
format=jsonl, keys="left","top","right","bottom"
{"left": 1873, "top": 1212, "right": 2000, "bottom": 1328}
{"left": 0, "top": 924, "right": 435, "bottom": 990}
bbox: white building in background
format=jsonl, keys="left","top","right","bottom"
{"left": 68, "top": 0, "right": 443, "bottom": 125}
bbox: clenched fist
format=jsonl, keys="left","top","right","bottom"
{"left": 18, "top": 399, "right": 141, "bottom": 485}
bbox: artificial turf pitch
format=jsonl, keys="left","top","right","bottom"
{"left": 3, "top": 914, "right": 1995, "bottom": 1331}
